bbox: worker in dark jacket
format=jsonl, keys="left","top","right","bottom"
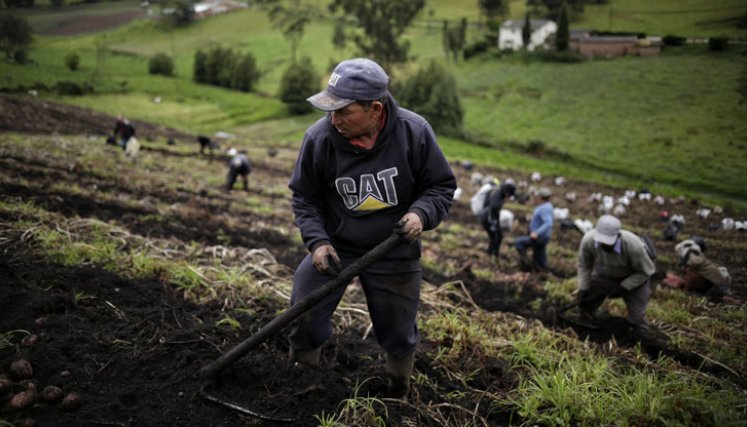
{"left": 226, "top": 151, "right": 251, "bottom": 191}
{"left": 113, "top": 115, "right": 135, "bottom": 150}
{"left": 287, "top": 58, "right": 456, "bottom": 399}
{"left": 479, "top": 181, "right": 516, "bottom": 258}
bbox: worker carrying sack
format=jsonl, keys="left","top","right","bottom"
{"left": 470, "top": 182, "right": 496, "bottom": 216}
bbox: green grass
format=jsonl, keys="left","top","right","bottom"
{"left": 576, "top": 0, "right": 747, "bottom": 37}
{"left": 451, "top": 47, "right": 747, "bottom": 201}
{"left": 2, "top": 1, "right": 747, "bottom": 204}
{"left": 504, "top": 328, "right": 745, "bottom": 426}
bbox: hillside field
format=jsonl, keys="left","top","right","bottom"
{"left": 1, "top": 1, "right": 747, "bottom": 425}
{"left": 1, "top": 95, "right": 746, "bottom": 426}
{"left": 2, "top": 0, "right": 746, "bottom": 204}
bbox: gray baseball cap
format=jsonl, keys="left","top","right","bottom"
{"left": 593, "top": 214, "right": 621, "bottom": 245}
{"left": 307, "top": 58, "right": 389, "bottom": 112}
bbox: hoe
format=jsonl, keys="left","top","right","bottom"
{"left": 199, "top": 232, "right": 407, "bottom": 422}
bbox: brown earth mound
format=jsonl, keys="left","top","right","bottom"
{"left": 0, "top": 94, "right": 192, "bottom": 142}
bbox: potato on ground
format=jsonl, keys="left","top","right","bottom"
{"left": 10, "top": 359, "right": 33, "bottom": 379}
{"left": 0, "top": 376, "right": 13, "bottom": 394}
{"left": 10, "top": 390, "right": 36, "bottom": 410}
{"left": 41, "top": 385, "right": 63, "bottom": 403}
{"left": 61, "top": 392, "right": 81, "bottom": 411}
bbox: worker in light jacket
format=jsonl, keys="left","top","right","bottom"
{"left": 576, "top": 215, "right": 656, "bottom": 337}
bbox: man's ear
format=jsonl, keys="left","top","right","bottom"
{"left": 371, "top": 101, "right": 384, "bottom": 115}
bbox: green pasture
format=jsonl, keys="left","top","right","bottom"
{"left": 2, "top": 0, "right": 747, "bottom": 204}
{"left": 578, "top": 0, "right": 747, "bottom": 36}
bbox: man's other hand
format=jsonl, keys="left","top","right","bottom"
{"left": 312, "top": 244, "right": 341, "bottom": 275}
{"left": 396, "top": 212, "right": 423, "bottom": 242}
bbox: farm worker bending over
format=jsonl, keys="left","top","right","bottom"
{"left": 112, "top": 115, "right": 135, "bottom": 150}
{"left": 225, "top": 151, "right": 251, "bottom": 191}
{"left": 514, "top": 187, "right": 553, "bottom": 271}
{"left": 576, "top": 215, "right": 656, "bottom": 337}
{"left": 661, "top": 237, "right": 731, "bottom": 298}
{"left": 474, "top": 178, "right": 516, "bottom": 258}
{"left": 287, "top": 58, "right": 456, "bottom": 399}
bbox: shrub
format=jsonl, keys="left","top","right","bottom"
{"left": 486, "top": 19, "right": 501, "bottom": 33}
{"left": 148, "top": 52, "right": 174, "bottom": 76}
{"left": 0, "top": 14, "right": 33, "bottom": 63}
{"left": 231, "top": 52, "right": 260, "bottom": 92}
{"left": 708, "top": 36, "right": 729, "bottom": 52}
{"left": 160, "top": 0, "right": 194, "bottom": 27}
{"left": 463, "top": 39, "right": 488, "bottom": 60}
{"left": 662, "top": 35, "right": 686, "bottom": 47}
{"left": 64, "top": 51, "right": 79, "bottom": 71}
{"left": 205, "top": 46, "right": 235, "bottom": 88}
{"left": 396, "top": 61, "right": 463, "bottom": 136}
{"left": 536, "top": 50, "right": 585, "bottom": 63}
{"left": 193, "top": 49, "right": 208, "bottom": 83}
{"left": 12, "top": 48, "right": 28, "bottom": 64}
{"left": 56, "top": 81, "right": 82, "bottom": 96}
{"left": 193, "top": 47, "right": 260, "bottom": 91}
{"left": 279, "top": 56, "right": 320, "bottom": 115}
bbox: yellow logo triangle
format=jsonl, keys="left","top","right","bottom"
{"left": 355, "top": 196, "right": 390, "bottom": 211}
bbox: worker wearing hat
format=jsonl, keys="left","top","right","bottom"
{"left": 514, "top": 187, "right": 554, "bottom": 271}
{"left": 287, "top": 58, "right": 456, "bottom": 399}
{"left": 576, "top": 215, "right": 656, "bottom": 337}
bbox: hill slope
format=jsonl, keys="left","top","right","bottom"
{"left": 1, "top": 97, "right": 745, "bottom": 425}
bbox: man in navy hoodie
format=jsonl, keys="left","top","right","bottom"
{"left": 287, "top": 58, "right": 456, "bottom": 399}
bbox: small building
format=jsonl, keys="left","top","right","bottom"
{"left": 499, "top": 19, "right": 558, "bottom": 51}
{"left": 194, "top": 0, "right": 247, "bottom": 19}
{"left": 569, "top": 31, "right": 662, "bottom": 58}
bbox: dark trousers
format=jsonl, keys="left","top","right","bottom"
{"left": 226, "top": 165, "right": 249, "bottom": 190}
{"left": 514, "top": 236, "right": 549, "bottom": 270}
{"left": 480, "top": 213, "right": 503, "bottom": 256}
{"left": 288, "top": 254, "right": 421, "bottom": 359}
{"left": 580, "top": 275, "right": 651, "bottom": 332}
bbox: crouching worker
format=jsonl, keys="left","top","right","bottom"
{"left": 662, "top": 237, "right": 731, "bottom": 298}
{"left": 225, "top": 151, "right": 251, "bottom": 191}
{"left": 287, "top": 58, "right": 456, "bottom": 399}
{"left": 576, "top": 215, "right": 656, "bottom": 337}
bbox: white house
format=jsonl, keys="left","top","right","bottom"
{"left": 499, "top": 19, "right": 557, "bottom": 51}
{"left": 194, "top": 0, "right": 247, "bottom": 18}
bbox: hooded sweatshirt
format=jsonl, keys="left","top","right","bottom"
{"left": 288, "top": 93, "right": 456, "bottom": 272}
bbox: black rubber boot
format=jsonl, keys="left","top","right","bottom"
{"left": 289, "top": 347, "right": 321, "bottom": 367}
{"left": 385, "top": 352, "right": 414, "bottom": 399}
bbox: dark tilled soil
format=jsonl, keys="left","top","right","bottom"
{"left": 1, "top": 94, "right": 745, "bottom": 425}
{"left": 0, "top": 94, "right": 193, "bottom": 143}
{"left": 0, "top": 247, "right": 420, "bottom": 426}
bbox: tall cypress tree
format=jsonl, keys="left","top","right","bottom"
{"left": 556, "top": 3, "right": 569, "bottom": 51}
{"left": 521, "top": 13, "right": 532, "bottom": 50}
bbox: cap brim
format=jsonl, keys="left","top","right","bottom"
{"left": 593, "top": 230, "right": 618, "bottom": 246}
{"left": 307, "top": 90, "right": 355, "bottom": 112}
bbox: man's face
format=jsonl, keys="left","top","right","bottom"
{"left": 598, "top": 236, "right": 619, "bottom": 252}
{"left": 330, "top": 101, "right": 383, "bottom": 139}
